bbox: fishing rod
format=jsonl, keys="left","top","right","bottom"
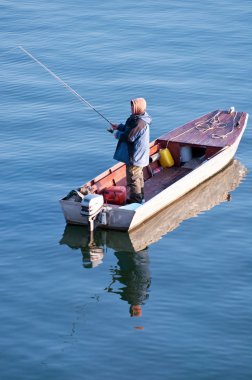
{"left": 18, "top": 45, "right": 113, "bottom": 132}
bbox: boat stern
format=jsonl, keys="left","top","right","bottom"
{"left": 59, "top": 192, "right": 140, "bottom": 230}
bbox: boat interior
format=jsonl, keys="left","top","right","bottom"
{"left": 75, "top": 110, "right": 246, "bottom": 204}
{"left": 80, "top": 141, "right": 221, "bottom": 203}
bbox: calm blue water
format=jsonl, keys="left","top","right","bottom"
{"left": 1, "top": 1, "right": 252, "bottom": 379}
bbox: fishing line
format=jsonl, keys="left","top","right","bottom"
{"left": 18, "top": 45, "right": 113, "bottom": 130}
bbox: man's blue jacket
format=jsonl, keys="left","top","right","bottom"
{"left": 113, "top": 112, "right": 152, "bottom": 167}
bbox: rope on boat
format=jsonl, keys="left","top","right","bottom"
{"left": 195, "top": 111, "right": 222, "bottom": 133}
{"left": 166, "top": 110, "right": 242, "bottom": 146}
{"left": 195, "top": 110, "right": 241, "bottom": 139}
{"left": 211, "top": 112, "right": 242, "bottom": 139}
{"left": 167, "top": 110, "right": 224, "bottom": 145}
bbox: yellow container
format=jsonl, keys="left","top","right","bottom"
{"left": 159, "top": 148, "right": 174, "bottom": 168}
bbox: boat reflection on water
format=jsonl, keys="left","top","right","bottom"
{"left": 60, "top": 225, "right": 137, "bottom": 268}
{"left": 60, "top": 159, "right": 247, "bottom": 316}
{"left": 128, "top": 158, "right": 247, "bottom": 251}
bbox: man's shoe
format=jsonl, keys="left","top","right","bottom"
{"left": 126, "top": 198, "right": 135, "bottom": 204}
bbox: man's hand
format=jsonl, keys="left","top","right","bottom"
{"left": 107, "top": 123, "right": 118, "bottom": 134}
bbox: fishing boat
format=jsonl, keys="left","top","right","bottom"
{"left": 60, "top": 108, "right": 249, "bottom": 231}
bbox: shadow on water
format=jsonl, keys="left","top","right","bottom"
{"left": 59, "top": 159, "right": 247, "bottom": 317}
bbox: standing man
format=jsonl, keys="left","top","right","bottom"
{"left": 111, "top": 98, "right": 152, "bottom": 204}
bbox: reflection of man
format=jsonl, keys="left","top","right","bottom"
{"left": 107, "top": 249, "right": 151, "bottom": 317}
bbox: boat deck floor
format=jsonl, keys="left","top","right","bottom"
{"left": 144, "top": 166, "right": 192, "bottom": 201}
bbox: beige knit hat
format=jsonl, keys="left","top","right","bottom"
{"left": 131, "top": 98, "right": 146, "bottom": 115}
